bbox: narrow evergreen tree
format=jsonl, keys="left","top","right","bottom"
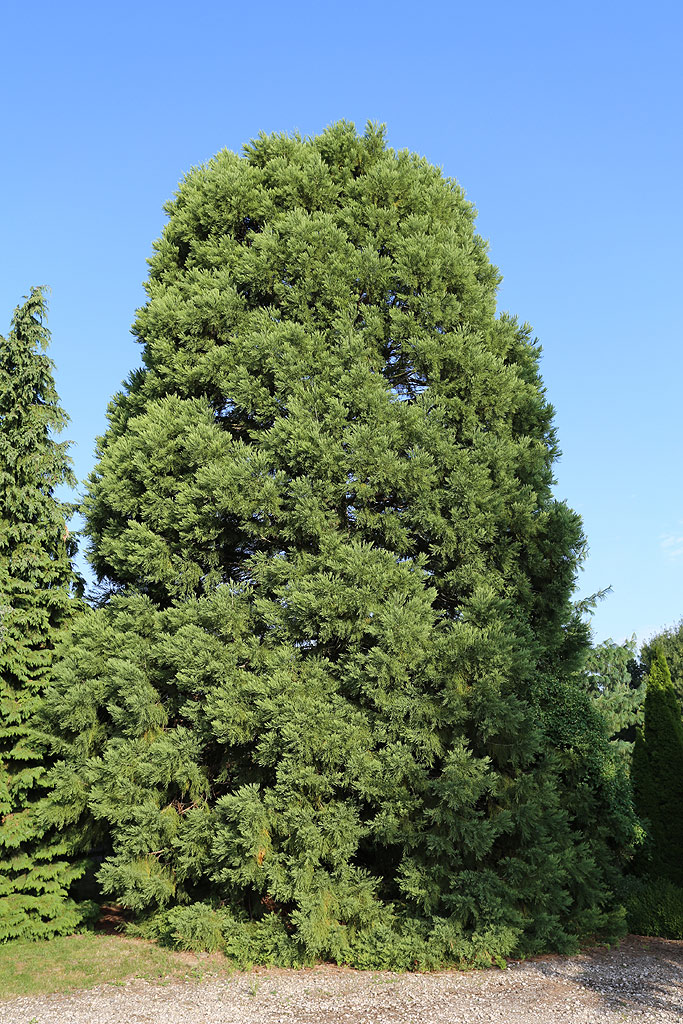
{"left": 0, "top": 289, "right": 85, "bottom": 939}
{"left": 631, "top": 650, "right": 683, "bottom": 886}
{"left": 43, "top": 124, "right": 636, "bottom": 965}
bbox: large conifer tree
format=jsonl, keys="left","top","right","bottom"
{"left": 44, "top": 124, "right": 636, "bottom": 965}
{"left": 0, "top": 289, "right": 85, "bottom": 938}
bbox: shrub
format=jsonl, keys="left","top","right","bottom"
{"left": 623, "top": 876, "right": 683, "bottom": 940}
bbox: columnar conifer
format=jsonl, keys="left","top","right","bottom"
{"left": 0, "top": 289, "right": 84, "bottom": 939}
{"left": 631, "top": 650, "right": 683, "bottom": 886}
{"left": 641, "top": 622, "right": 683, "bottom": 715}
{"left": 44, "top": 124, "right": 636, "bottom": 965}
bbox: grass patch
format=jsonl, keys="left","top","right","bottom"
{"left": 0, "top": 933, "right": 230, "bottom": 1000}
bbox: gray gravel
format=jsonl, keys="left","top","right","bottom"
{"left": 2, "top": 936, "right": 681, "bottom": 1023}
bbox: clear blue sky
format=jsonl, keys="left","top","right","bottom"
{"left": 2, "top": 1, "right": 681, "bottom": 647}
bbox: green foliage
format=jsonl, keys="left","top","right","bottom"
{"left": 43, "top": 123, "right": 637, "bottom": 965}
{"left": 148, "top": 899, "right": 522, "bottom": 970}
{"left": 581, "top": 638, "right": 645, "bottom": 759}
{"left": 149, "top": 905, "right": 306, "bottom": 966}
{"left": 631, "top": 651, "right": 683, "bottom": 887}
{"left": 0, "top": 289, "right": 86, "bottom": 939}
{"left": 641, "top": 621, "right": 683, "bottom": 714}
{"left": 623, "top": 876, "right": 683, "bottom": 939}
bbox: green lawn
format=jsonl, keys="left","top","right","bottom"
{"left": 0, "top": 933, "right": 229, "bottom": 999}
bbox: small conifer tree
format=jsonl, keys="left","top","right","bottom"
{"left": 582, "top": 638, "right": 644, "bottom": 759}
{"left": 631, "top": 650, "right": 683, "bottom": 886}
{"left": 43, "top": 124, "right": 637, "bottom": 965}
{"left": 0, "top": 289, "right": 85, "bottom": 939}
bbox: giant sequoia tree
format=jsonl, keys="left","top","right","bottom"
{"left": 0, "top": 289, "right": 84, "bottom": 939}
{"left": 44, "top": 123, "right": 636, "bottom": 966}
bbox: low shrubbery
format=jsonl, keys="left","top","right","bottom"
{"left": 623, "top": 877, "right": 683, "bottom": 940}
{"left": 139, "top": 901, "right": 523, "bottom": 970}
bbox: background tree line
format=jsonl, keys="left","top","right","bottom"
{"left": 0, "top": 123, "right": 681, "bottom": 965}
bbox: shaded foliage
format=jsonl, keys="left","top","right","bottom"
{"left": 631, "top": 651, "right": 683, "bottom": 889}
{"left": 624, "top": 876, "right": 683, "bottom": 941}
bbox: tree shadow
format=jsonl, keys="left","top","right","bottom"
{"left": 532, "top": 936, "right": 683, "bottom": 1017}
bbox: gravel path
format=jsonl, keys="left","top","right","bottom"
{"left": 2, "top": 937, "right": 680, "bottom": 1023}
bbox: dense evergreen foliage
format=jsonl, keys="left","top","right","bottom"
{"left": 623, "top": 876, "right": 683, "bottom": 940}
{"left": 42, "top": 123, "right": 637, "bottom": 966}
{"left": 0, "top": 289, "right": 85, "bottom": 939}
{"left": 581, "top": 638, "right": 644, "bottom": 760}
{"left": 631, "top": 651, "right": 683, "bottom": 888}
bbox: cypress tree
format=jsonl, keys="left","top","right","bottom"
{"left": 43, "top": 123, "right": 636, "bottom": 965}
{"left": 631, "top": 650, "right": 683, "bottom": 886}
{"left": 0, "top": 289, "right": 85, "bottom": 939}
